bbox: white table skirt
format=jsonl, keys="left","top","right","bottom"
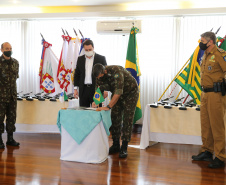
{"left": 140, "top": 104, "right": 202, "bottom": 149}
{"left": 60, "top": 120, "right": 109, "bottom": 163}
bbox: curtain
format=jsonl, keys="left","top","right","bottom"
{"left": 0, "top": 15, "right": 226, "bottom": 121}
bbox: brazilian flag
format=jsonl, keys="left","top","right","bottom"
{"left": 125, "top": 27, "right": 142, "bottom": 124}
{"left": 93, "top": 87, "right": 105, "bottom": 105}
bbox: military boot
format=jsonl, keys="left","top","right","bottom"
{"left": 0, "top": 133, "right": 5, "bottom": 149}
{"left": 109, "top": 139, "right": 120, "bottom": 154}
{"left": 6, "top": 133, "right": 20, "bottom": 146}
{"left": 119, "top": 141, "right": 128, "bottom": 158}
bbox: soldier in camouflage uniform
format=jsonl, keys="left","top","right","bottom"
{"left": 0, "top": 42, "right": 20, "bottom": 149}
{"left": 92, "top": 64, "right": 139, "bottom": 158}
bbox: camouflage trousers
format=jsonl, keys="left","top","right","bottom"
{"left": 111, "top": 87, "right": 139, "bottom": 142}
{"left": 0, "top": 100, "right": 17, "bottom": 133}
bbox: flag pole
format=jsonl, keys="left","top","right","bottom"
{"left": 79, "top": 29, "right": 84, "bottom": 38}
{"left": 65, "top": 30, "right": 70, "bottom": 36}
{"left": 183, "top": 94, "right": 190, "bottom": 104}
{"left": 175, "top": 88, "right": 183, "bottom": 100}
{"left": 40, "top": 33, "right": 45, "bottom": 41}
{"left": 61, "top": 28, "right": 66, "bottom": 35}
{"left": 73, "top": 28, "right": 78, "bottom": 36}
{"left": 215, "top": 26, "right": 221, "bottom": 34}
{"left": 158, "top": 57, "right": 191, "bottom": 101}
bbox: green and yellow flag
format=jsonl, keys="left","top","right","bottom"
{"left": 175, "top": 43, "right": 204, "bottom": 105}
{"left": 175, "top": 36, "right": 226, "bottom": 105}
{"left": 93, "top": 87, "right": 105, "bottom": 105}
{"left": 125, "top": 27, "right": 142, "bottom": 123}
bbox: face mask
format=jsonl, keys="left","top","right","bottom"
{"left": 3, "top": 51, "right": 12, "bottom": 57}
{"left": 199, "top": 42, "right": 209, "bottom": 50}
{"left": 85, "top": 51, "right": 94, "bottom": 57}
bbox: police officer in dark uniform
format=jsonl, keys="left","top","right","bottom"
{"left": 92, "top": 64, "right": 139, "bottom": 158}
{"left": 0, "top": 42, "right": 20, "bottom": 149}
{"left": 192, "top": 32, "right": 226, "bottom": 168}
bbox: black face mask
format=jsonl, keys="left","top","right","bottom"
{"left": 3, "top": 51, "right": 12, "bottom": 57}
{"left": 199, "top": 42, "right": 209, "bottom": 50}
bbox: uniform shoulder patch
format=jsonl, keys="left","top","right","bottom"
{"left": 224, "top": 56, "right": 226, "bottom": 62}
{"left": 114, "top": 74, "right": 119, "bottom": 78}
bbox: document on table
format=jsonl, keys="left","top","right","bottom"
{"left": 85, "top": 107, "right": 97, "bottom": 111}
{"left": 67, "top": 107, "right": 97, "bottom": 111}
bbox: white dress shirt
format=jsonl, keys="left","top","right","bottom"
{"left": 84, "top": 53, "right": 95, "bottom": 84}
{"left": 74, "top": 53, "right": 95, "bottom": 90}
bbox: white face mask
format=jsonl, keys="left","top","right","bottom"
{"left": 85, "top": 51, "right": 94, "bottom": 57}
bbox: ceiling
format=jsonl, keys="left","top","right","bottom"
{"left": 1, "top": 0, "right": 226, "bottom": 19}
{"left": 0, "top": 0, "right": 225, "bottom": 8}
{"left": 0, "top": 0, "right": 152, "bottom": 6}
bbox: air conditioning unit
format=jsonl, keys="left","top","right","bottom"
{"left": 96, "top": 20, "right": 142, "bottom": 35}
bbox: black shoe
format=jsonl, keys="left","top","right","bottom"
{"left": 192, "top": 151, "right": 213, "bottom": 161}
{"left": 119, "top": 141, "right": 128, "bottom": 158}
{"left": 109, "top": 139, "right": 120, "bottom": 154}
{"left": 6, "top": 133, "right": 20, "bottom": 146}
{"left": 6, "top": 139, "right": 20, "bottom": 146}
{"left": 208, "top": 157, "right": 225, "bottom": 168}
{"left": 0, "top": 142, "right": 5, "bottom": 149}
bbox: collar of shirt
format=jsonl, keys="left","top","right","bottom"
{"left": 205, "top": 45, "right": 217, "bottom": 55}
{"left": 0, "top": 55, "right": 11, "bottom": 62}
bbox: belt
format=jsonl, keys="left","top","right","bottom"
{"left": 202, "top": 87, "right": 214, "bottom": 93}
{"left": 84, "top": 84, "right": 92, "bottom": 87}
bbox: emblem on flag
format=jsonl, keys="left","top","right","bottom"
{"left": 57, "top": 65, "right": 71, "bottom": 91}
{"left": 40, "top": 73, "right": 55, "bottom": 93}
{"left": 93, "top": 87, "right": 105, "bottom": 105}
{"left": 94, "top": 92, "right": 101, "bottom": 101}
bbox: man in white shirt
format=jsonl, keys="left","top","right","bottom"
{"left": 73, "top": 40, "right": 107, "bottom": 107}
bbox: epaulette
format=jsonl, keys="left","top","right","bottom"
{"left": 217, "top": 47, "right": 226, "bottom": 61}
{"left": 217, "top": 47, "right": 226, "bottom": 53}
{"left": 217, "top": 47, "right": 226, "bottom": 60}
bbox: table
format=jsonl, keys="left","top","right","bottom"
{"left": 57, "top": 109, "right": 112, "bottom": 163}
{"left": 15, "top": 96, "right": 109, "bottom": 133}
{"left": 140, "top": 104, "right": 226, "bottom": 149}
{"left": 15, "top": 99, "right": 71, "bottom": 132}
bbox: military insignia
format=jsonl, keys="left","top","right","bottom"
{"left": 114, "top": 74, "right": 119, "bottom": 78}
{"left": 211, "top": 55, "right": 215, "bottom": 60}
{"left": 208, "top": 66, "right": 212, "bottom": 71}
{"left": 224, "top": 56, "right": 226, "bottom": 62}
{"left": 209, "top": 55, "right": 215, "bottom": 62}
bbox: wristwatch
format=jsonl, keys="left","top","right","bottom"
{"left": 107, "top": 105, "right": 111, "bottom": 109}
